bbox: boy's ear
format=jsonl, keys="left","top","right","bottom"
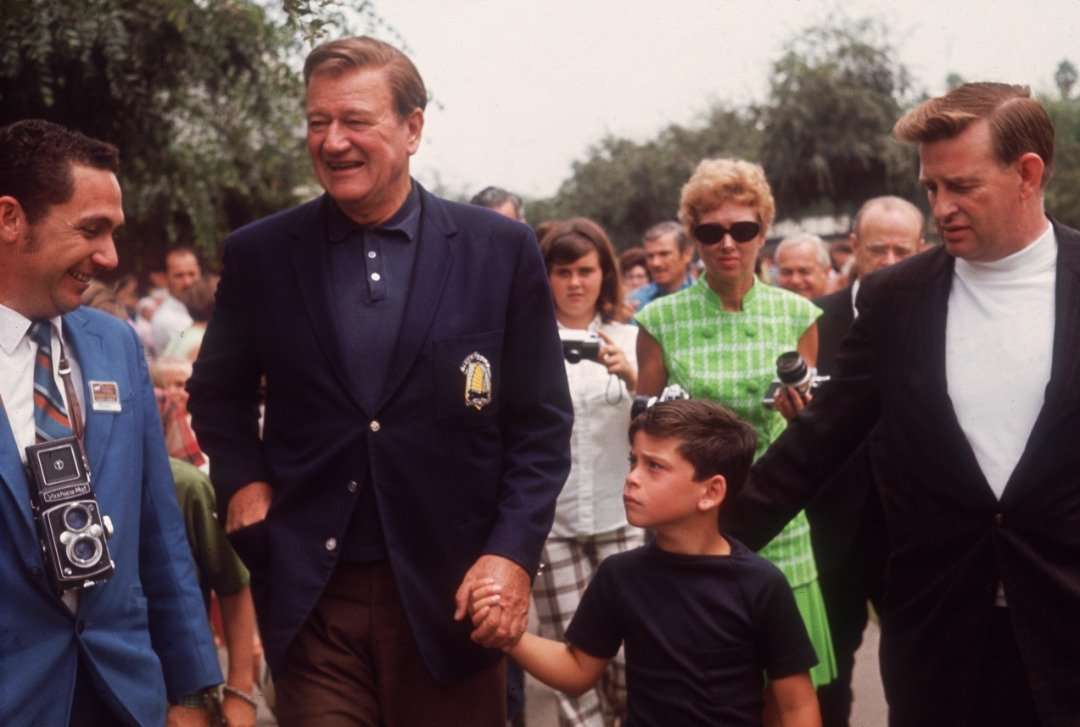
{"left": 697, "top": 474, "right": 727, "bottom": 512}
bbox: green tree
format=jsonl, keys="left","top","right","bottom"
{"left": 1043, "top": 89, "right": 1080, "bottom": 230}
{"left": 529, "top": 105, "right": 762, "bottom": 248}
{"left": 1055, "top": 59, "right": 1078, "bottom": 100}
{"left": 1, "top": 0, "right": 315, "bottom": 273}
{"left": 758, "top": 17, "right": 921, "bottom": 219}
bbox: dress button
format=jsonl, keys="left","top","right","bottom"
{"left": 346, "top": 480, "right": 359, "bottom": 494}
{"left": 743, "top": 327, "right": 756, "bottom": 338}
{"left": 369, "top": 420, "right": 381, "bottom": 432}
{"left": 325, "top": 537, "right": 338, "bottom": 551}
{"left": 370, "top": 272, "right": 382, "bottom": 282}
{"left": 993, "top": 513, "right": 1005, "bottom": 526}
{"left": 367, "top": 251, "right": 377, "bottom": 259}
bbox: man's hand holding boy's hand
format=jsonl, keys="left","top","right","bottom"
{"left": 453, "top": 556, "right": 529, "bottom": 649}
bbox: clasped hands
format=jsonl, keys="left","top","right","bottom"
{"left": 453, "top": 554, "right": 530, "bottom": 650}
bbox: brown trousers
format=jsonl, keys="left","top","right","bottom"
{"left": 276, "top": 561, "right": 506, "bottom": 727}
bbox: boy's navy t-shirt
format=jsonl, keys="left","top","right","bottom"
{"left": 564, "top": 538, "right": 817, "bottom": 727}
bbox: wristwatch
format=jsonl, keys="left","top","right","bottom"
{"left": 173, "top": 687, "right": 215, "bottom": 709}
{"left": 222, "top": 684, "right": 258, "bottom": 708}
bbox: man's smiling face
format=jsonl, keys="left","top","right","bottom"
{"left": 305, "top": 66, "right": 423, "bottom": 225}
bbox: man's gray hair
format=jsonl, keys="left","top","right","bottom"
{"left": 470, "top": 186, "right": 524, "bottom": 220}
{"left": 776, "top": 234, "right": 830, "bottom": 270}
{"left": 643, "top": 220, "right": 691, "bottom": 252}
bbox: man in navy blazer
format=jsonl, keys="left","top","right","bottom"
{"left": 188, "top": 36, "right": 572, "bottom": 725}
{"left": 0, "top": 120, "right": 221, "bottom": 726}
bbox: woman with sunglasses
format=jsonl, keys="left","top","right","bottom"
{"left": 537, "top": 218, "right": 645, "bottom": 726}
{"left": 635, "top": 158, "right": 837, "bottom": 695}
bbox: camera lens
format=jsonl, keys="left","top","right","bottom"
{"left": 64, "top": 504, "right": 91, "bottom": 531}
{"left": 776, "top": 352, "right": 809, "bottom": 385}
{"left": 67, "top": 535, "right": 103, "bottom": 568}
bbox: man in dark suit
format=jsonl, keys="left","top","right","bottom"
{"left": 730, "top": 83, "right": 1079, "bottom": 727}
{"left": 0, "top": 120, "right": 221, "bottom": 726}
{"left": 187, "top": 36, "right": 572, "bottom": 726}
{"left": 808, "top": 196, "right": 924, "bottom": 726}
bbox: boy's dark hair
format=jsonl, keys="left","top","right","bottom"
{"left": 629, "top": 400, "right": 757, "bottom": 501}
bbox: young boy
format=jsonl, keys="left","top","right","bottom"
{"left": 468, "top": 400, "right": 821, "bottom": 726}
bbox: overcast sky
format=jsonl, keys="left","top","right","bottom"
{"left": 361, "top": 0, "right": 1080, "bottom": 200}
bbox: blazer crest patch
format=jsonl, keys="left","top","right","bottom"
{"left": 460, "top": 352, "right": 493, "bottom": 411}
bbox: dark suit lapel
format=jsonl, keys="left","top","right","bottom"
{"left": 376, "top": 188, "right": 455, "bottom": 412}
{"left": 902, "top": 248, "right": 998, "bottom": 502}
{"left": 287, "top": 197, "right": 368, "bottom": 415}
{"left": 1006, "top": 221, "right": 1080, "bottom": 498}
{"left": 63, "top": 310, "right": 115, "bottom": 479}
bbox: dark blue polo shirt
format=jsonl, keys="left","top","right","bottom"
{"left": 325, "top": 183, "right": 421, "bottom": 561}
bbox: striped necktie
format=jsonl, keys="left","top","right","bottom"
{"left": 29, "top": 321, "right": 73, "bottom": 441}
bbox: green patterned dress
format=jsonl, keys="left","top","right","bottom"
{"left": 637, "top": 275, "right": 837, "bottom": 686}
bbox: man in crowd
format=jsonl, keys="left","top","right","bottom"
{"left": 150, "top": 245, "right": 201, "bottom": 357}
{"left": 188, "top": 36, "right": 572, "bottom": 725}
{"left": 729, "top": 83, "right": 1080, "bottom": 726}
{"left": 0, "top": 119, "right": 221, "bottom": 725}
{"left": 629, "top": 220, "right": 694, "bottom": 313}
{"left": 775, "top": 233, "right": 831, "bottom": 299}
{"left": 808, "top": 196, "right": 924, "bottom": 726}
{"left": 470, "top": 185, "right": 525, "bottom": 222}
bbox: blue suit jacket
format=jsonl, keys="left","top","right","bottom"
{"left": 189, "top": 186, "right": 573, "bottom": 681}
{"left": 0, "top": 308, "right": 221, "bottom": 726}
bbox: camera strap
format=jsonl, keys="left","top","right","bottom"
{"left": 56, "top": 341, "right": 86, "bottom": 444}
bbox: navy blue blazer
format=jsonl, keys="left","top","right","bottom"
{"left": 189, "top": 186, "right": 573, "bottom": 681}
{"left": 0, "top": 308, "right": 221, "bottom": 726}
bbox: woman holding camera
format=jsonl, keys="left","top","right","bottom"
{"left": 536, "top": 218, "right": 644, "bottom": 727}
{"left": 635, "top": 159, "right": 837, "bottom": 691}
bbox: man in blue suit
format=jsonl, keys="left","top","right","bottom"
{"left": 188, "top": 36, "right": 573, "bottom": 725}
{"left": 0, "top": 120, "right": 222, "bottom": 725}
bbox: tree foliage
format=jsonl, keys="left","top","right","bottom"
{"left": 529, "top": 106, "right": 762, "bottom": 249}
{"left": 1055, "top": 59, "right": 1078, "bottom": 101}
{"left": 1043, "top": 81, "right": 1080, "bottom": 230}
{"left": 758, "top": 17, "right": 919, "bottom": 218}
{"left": 1, "top": 0, "right": 313, "bottom": 273}
{"left": 529, "top": 17, "right": 922, "bottom": 246}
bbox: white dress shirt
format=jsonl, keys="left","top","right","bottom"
{"left": 0, "top": 303, "right": 86, "bottom": 612}
{"left": 552, "top": 316, "right": 641, "bottom": 538}
{"left": 0, "top": 304, "right": 86, "bottom": 461}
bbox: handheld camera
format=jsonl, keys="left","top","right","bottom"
{"left": 25, "top": 437, "right": 115, "bottom": 593}
{"left": 762, "top": 352, "right": 830, "bottom": 410}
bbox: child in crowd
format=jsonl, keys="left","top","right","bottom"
{"left": 468, "top": 400, "right": 821, "bottom": 726}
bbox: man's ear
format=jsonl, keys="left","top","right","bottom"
{"left": 405, "top": 108, "right": 425, "bottom": 155}
{"left": 1016, "top": 152, "right": 1045, "bottom": 201}
{"left": 0, "top": 196, "right": 27, "bottom": 245}
{"left": 697, "top": 474, "right": 728, "bottom": 512}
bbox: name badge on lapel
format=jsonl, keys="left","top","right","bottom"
{"left": 88, "top": 381, "right": 121, "bottom": 412}
{"left": 460, "top": 352, "right": 493, "bottom": 411}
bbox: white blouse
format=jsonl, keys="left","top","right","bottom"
{"left": 552, "top": 316, "right": 642, "bottom": 538}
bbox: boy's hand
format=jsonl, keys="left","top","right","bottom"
{"left": 453, "top": 555, "right": 530, "bottom": 649}
{"left": 464, "top": 578, "right": 504, "bottom": 621}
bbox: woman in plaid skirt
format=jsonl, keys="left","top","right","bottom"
{"left": 534, "top": 218, "right": 647, "bottom": 727}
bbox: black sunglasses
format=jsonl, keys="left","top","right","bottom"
{"left": 693, "top": 221, "right": 761, "bottom": 245}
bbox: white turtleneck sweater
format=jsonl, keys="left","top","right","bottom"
{"left": 945, "top": 223, "right": 1057, "bottom": 501}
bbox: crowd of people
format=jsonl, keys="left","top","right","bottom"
{"left": 2, "top": 31, "right": 1079, "bottom": 727}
